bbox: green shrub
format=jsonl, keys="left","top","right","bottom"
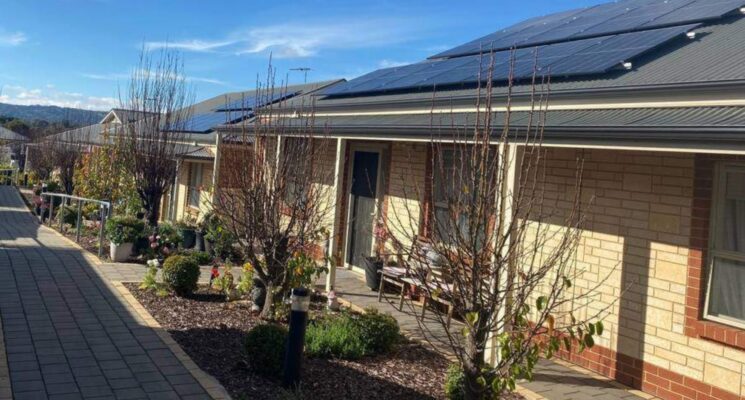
{"left": 305, "top": 314, "right": 366, "bottom": 360}
{"left": 244, "top": 324, "right": 288, "bottom": 377}
{"left": 105, "top": 215, "right": 145, "bottom": 245}
{"left": 357, "top": 308, "right": 400, "bottom": 355}
{"left": 188, "top": 251, "right": 212, "bottom": 266}
{"left": 157, "top": 222, "right": 182, "bottom": 247}
{"left": 162, "top": 255, "right": 200, "bottom": 296}
{"left": 444, "top": 364, "right": 465, "bottom": 400}
{"left": 57, "top": 205, "right": 79, "bottom": 227}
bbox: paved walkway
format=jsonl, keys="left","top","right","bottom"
{"left": 0, "top": 187, "right": 211, "bottom": 399}
{"left": 331, "top": 268, "right": 652, "bottom": 400}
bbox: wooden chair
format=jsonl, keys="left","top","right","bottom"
{"left": 420, "top": 268, "right": 455, "bottom": 328}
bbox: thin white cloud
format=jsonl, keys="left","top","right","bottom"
{"left": 0, "top": 31, "right": 27, "bottom": 46}
{"left": 0, "top": 84, "right": 117, "bottom": 111}
{"left": 143, "top": 18, "right": 431, "bottom": 59}
{"left": 378, "top": 59, "right": 412, "bottom": 69}
{"left": 82, "top": 70, "right": 228, "bottom": 86}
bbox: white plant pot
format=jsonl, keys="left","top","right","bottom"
{"left": 110, "top": 242, "right": 134, "bottom": 262}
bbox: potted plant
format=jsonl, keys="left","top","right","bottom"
{"left": 105, "top": 215, "right": 145, "bottom": 262}
{"left": 175, "top": 216, "right": 198, "bottom": 249}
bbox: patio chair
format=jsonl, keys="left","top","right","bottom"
{"left": 377, "top": 237, "right": 437, "bottom": 310}
{"left": 420, "top": 268, "right": 455, "bottom": 328}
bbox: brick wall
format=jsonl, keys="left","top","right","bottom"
{"left": 384, "top": 142, "right": 429, "bottom": 250}
{"left": 535, "top": 148, "right": 745, "bottom": 400}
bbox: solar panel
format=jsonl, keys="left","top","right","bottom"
{"left": 431, "top": 0, "right": 743, "bottom": 59}
{"left": 173, "top": 112, "right": 246, "bottom": 133}
{"left": 322, "top": 24, "right": 696, "bottom": 97}
{"left": 214, "top": 91, "right": 298, "bottom": 112}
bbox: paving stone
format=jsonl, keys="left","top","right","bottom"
{"left": 0, "top": 187, "right": 209, "bottom": 399}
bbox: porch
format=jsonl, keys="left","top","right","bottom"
{"left": 325, "top": 266, "right": 651, "bottom": 400}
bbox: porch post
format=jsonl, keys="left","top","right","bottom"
{"left": 326, "top": 138, "right": 346, "bottom": 292}
{"left": 211, "top": 132, "right": 222, "bottom": 207}
{"left": 486, "top": 142, "right": 519, "bottom": 365}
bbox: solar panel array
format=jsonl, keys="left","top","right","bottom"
{"left": 213, "top": 91, "right": 297, "bottom": 112}
{"left": 322, "top": 0, "right": 745, "bottom": 97}
{"left": 174, "top": 112, "right": 246, "bottom": 133}
{"left": 432, "top": 0, "right": 745, "bottom": 59}
{"left": 324, "top": 24, "right": 697, "bottom": 96}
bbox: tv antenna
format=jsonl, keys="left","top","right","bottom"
{"left": 290, "top": 67, "right": 312, "bottom": 83}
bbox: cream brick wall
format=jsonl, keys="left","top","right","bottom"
{"left": 535, "top": 148, "right": 745, "bottom": 396}
{"left": 174, "top": 160, "right": 213, "bottom": 222}
{"left": 384, "top": 142, "right": 428, "bottom": 250}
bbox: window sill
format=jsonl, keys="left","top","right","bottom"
{"left": 688, "top": 319, "right": 745, "bottom": 351}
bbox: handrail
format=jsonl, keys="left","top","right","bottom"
{"left": 40, "top": 192, "right": 113, "bottom": 258}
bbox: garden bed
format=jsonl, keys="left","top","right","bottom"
{"left": 124, "top": 283, "right": 456, "bottom": 400}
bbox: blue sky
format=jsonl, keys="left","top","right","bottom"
{"left": 0, "top": 0, "right": 606, "bottom": 111}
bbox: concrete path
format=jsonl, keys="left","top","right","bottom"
{"left": 0, "top": 186, "right": 211, "bottom": 399}
{"left": 331, "top": 268, "right": 653, "bottom": 400}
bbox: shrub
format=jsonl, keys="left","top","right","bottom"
{"left": 105, "top": 215, "right": 145, "bottom": 245}
{"left": 157, "top": 222, "right": 182, "bottom": 247}
{"left": 236, "top": 262, "right": 255, "bottom": 296}
{"left": 357, "top": 308, "right": 400, "bottom": 355}
{"left": 57, "top": 205, "right": 79, "bottom": 227}
{"left": 305, "top": 314, "right": 366, "bottom": 360}
{"left": 162, "top": 255, "right": 200, "bottom": 296}
{"left": 244, "top": 324, "right": 288, "bottom": 377}
{"left": 188, "top": 251, "right": 213, "bottom": 266}
{"left": 444, "top": 364, "right": 465, "bottom": 400}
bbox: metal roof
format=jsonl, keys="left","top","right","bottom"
{"left": 0, "top": 126, "right": 28, "bottom": 142}
{"left": 257, "top": 106, "right": 745, "bottom": 147}
{"left": 178, "top": 145, "right": 214, "bottom": 160}
{"left": 277, "top": 15, "right": 745, "bottom": 111}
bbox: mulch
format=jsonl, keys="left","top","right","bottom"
{"left": 124, "top": 283, "right": 456, "bottom": 400}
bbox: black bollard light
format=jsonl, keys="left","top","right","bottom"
{"left": 282, "top": 287, "right": 310, "bottom": 389}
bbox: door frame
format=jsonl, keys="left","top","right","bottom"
{"left": 342, "top": 143, "right": 387, "bottom": 272}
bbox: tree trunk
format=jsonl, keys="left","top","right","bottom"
{"left": 260, "top": 282, "right": 275, "bottom": 319}
{"left": 144, "top": 191, "right": 162, "bottom": 226}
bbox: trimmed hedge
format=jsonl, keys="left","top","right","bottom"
{"left": 305, "top": 309, "right": 400, "bottom": 360}
{"left": 105, "top": 215, "right": 145, "bottom": 245}
{"left": 244, "top": 324, "right": 288, "bottom": 377}
{"left": 162, "top": 255, "right": 200, "bottom": 296}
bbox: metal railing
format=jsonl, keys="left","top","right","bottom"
{"left": 0, "top": 168, "right": 19, "bottom": 186}
{"left": 40, "top": 192, "right": 112, "bottom": 258}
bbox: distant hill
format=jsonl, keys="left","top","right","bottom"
{"left": 0, "top": 103, "right": 106, "bottom": 125}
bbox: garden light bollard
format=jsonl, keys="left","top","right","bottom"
{"left": 282, "top": 287, "right": 310, "bottom": 389}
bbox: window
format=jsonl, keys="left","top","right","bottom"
{"left": 706, "top": 164, "right": 745, "bottom": 328}
{"left": 432, "top": 149, "right": 477, "bottom": 244}
{"left": 187, "top": 163, "right": 204, "bottom": 209}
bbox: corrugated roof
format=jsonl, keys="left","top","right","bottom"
{"left": 0, "top": 126, "right": 28, "bottom": 142}
{"left": 178, "top": 145, "right": 214, "bottom": 160}
{"left": 276, "top": 106, "right": 745, "bottom": 133}
{"left": 280, "top": 15, "right": 745, "bottom": 110}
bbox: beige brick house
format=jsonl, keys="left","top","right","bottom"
{"left": 217, "top": 2, "right": 745, "bottom": 399}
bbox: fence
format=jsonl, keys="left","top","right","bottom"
{"left": 40, "top": 192, "right": 112, "bottom": 258}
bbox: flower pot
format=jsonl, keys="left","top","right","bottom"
{"left": 195, "top": 231, "right": 205, "bottom": 252}
{"left": 110, "top": 242, "right": 134, "bottom": 262}
{"left": 181, "top": 228, "right": 196, "bottom": 249}
{"left": 363, "top": 256, "right": 384, "bottom": 290}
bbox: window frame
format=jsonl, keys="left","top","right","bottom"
{"left": 704, "top": 162, "right": 745, "bottom": 330}
{"left": 187, "top": 163, "right": 204, "bottom": 210}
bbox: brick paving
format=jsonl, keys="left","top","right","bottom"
{"left": 0, "top": 187, "right": 212, "bottom": 399}
{"left": 331, "top": 268, "right": 652, "bottom": 400}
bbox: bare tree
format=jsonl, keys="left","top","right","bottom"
{"left": 118, "top": 47, "right": 193, "bottom": 225}
{"left": 48, "top": 128, "right": 89, "bottom": 195}
{"left": 381, "top": 63, "right": 607, "bottom": 399}
{"left": 212, "top": 69, "right": 335, "bottom": 319}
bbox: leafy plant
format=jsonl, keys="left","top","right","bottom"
{"left": 305, "top": 313, "right": 366, "bottom": 360}
{"left": 287, "top": 252, "right": 328, "bottom": 289}
{"left": 105, "top": 215, "right": 145, "bottom": 245}
{"left": 74, "top": 145, "right": 141, "bottom": 215}
{"left": 236, "top": 261, "right": 255, "bottom": 296}
{"left": 186, "top": 250, "right": 213, "bottom": 266}
{"left": 156, "top": 222, "right": 182, "bottom": 247}
{"left": 175, "top": 216, "right": 198, "bottom": 230}
{"left": 57, "top": 205, "right": 79, "bottom": 227}
{"left": 139, "top": 259, "right": 160, "bottom": 291}
{"left": 244, "top": 324, "right": 288, "bottom": 377}
{"left": 444, "top": 364, "right": 466, "bottom": 400}
{"left": 161, "top": 255, "right": 200, "bottom": 296}
{"left": 213, "top": 262, "right": 236, "bottom": 299}
{"left": 356, "top": 308, "right": 400, "bottom": 355}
